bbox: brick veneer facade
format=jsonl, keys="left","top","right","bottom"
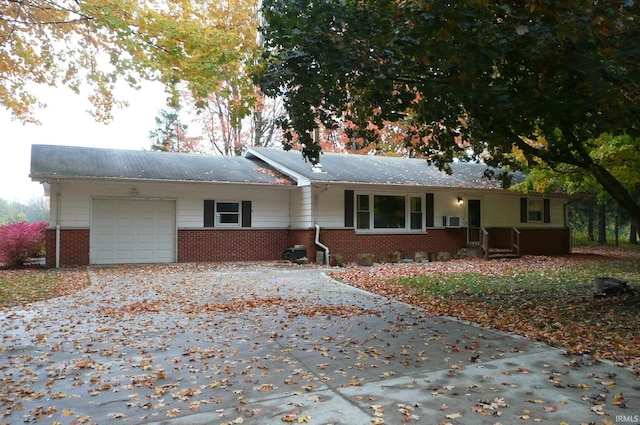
{"left": 178, "top": 229, "right": 289, "bottom": 262}
{"left": 45, "top": 227, "right": 571, "bottom": 267}
{"left": 45, "top": 228, "right": 90, "bottom": 268}
{"left": 311, "top": 228, "right": 467, "bottom": 263}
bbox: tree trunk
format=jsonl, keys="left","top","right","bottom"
{"left": 587, "top": 161, "right": 640, "bottom": 234}
{"left": 632, "top": 188, "right": 639, "bottom": 245}
{"left": 598, "top": 204, "right": 607, "bottom": 246}
{"left": 587, "top": 199, "right": 595, "bottom": 241}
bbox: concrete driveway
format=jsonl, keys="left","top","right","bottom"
{"left": 1, "top": 264, "right": 638, "bottom": 425}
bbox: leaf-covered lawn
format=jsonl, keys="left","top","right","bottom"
{"left": 331, "top": 246, "right": 640, "bottom": 366}
{"left": 0, "top": 267, "right": 90, "bottom": 308}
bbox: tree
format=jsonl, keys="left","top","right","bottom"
{"left": 149, "top": 108, "right": 201, "bottom": 152}
{"left": 1, "top": 0, "right": 260, "bottom": 123}
{"left": 256, "top": 0, "right": 640, "bottom": 227}
{"left": 0, "top": 198, "right": 48, "bottom": 225}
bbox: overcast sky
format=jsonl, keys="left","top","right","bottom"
{"left": 0, "top": 82, "right": 168, "bottom": 202}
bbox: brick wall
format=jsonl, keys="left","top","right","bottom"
{"left": 45, "top": 227, "right": 571, "bottom": 267}
{"left": 518, "top": 228, "right": 571, "bottom": 255}
{"left": 45, "top": 228, "right": 90, "bottom": 267}
{"left": 315, "top": 228, "right": 466, "bottom": 263}
{"left": 486, "top": 227, "right": 571, "bottom": 255}
{"left": 178, "top": 229, "right": 289, "bottom": 262}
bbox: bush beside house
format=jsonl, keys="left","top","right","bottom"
{"left": 0, "top": 222, "right": 47, "bottom": 267}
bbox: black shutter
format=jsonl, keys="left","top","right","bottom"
{"left": 543, "top": 198, "right": 551, "bottom": 223}
{"left": 204, "top": 200, "right": 215, "bottom": 227}
{"left": 425, "top": 193, "right": 434, "bottom": 228}
{"left": 520, "top": 197, "right": 528, "bottom": 223}
{"left": 242, "top": 201, "right": 252, "bottom": 227}
{"left": 344, "top": 190, "right": 354, "bottom": 227}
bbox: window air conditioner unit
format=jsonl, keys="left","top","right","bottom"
{"left": 447, "top": 216, "right": 461, "bottom": 228}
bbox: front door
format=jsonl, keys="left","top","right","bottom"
{"left": 468, "top": 199, "right": 481, "bottom": 228}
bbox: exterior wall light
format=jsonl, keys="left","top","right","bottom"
{"left": 457, "top": 197, "right": 463, "bottom": 205}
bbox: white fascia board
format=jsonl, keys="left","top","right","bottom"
{"left": 245, "top": 148, "right": 311, "bottom": 187}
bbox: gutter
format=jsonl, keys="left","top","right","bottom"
{"left": 315, "top": 224, "right": 330, "bottom": 265}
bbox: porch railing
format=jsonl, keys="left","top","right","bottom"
{"left": 511, "top": 227, "right": 521, "bottom": 257}
{"left": 481, "top": 228, "right": 489, "bottom": 259}
{"left": 467, "top": 226, "right": 519, "bottom": 259}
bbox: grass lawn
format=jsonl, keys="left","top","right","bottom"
{"left": 332, "top": 246, "right": 640, "bottom": 367}
{"left": 0, "top": 267, "right": 90, "bottom": 308}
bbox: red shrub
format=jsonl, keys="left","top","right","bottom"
{"left": 0, "top": 222, "right": 47, "bottom": 266}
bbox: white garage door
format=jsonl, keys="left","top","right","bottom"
{"left": 91, "top": 199, "right": 176, "bottom": 264}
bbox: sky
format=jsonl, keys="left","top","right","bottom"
{"left": 0, "top": 82, "right": 168, "bottom": 202}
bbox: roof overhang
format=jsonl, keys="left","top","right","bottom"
{"left": 245, "top": 148, "right": 311, "bottom": 187}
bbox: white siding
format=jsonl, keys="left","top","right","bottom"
{"left": 313, "top": 186, "right": 568, "bottom": 230}
{"left": 433, "top": 190, "right": 468, "bottom": 227}
{"left": 290, "top": 186, "right": 313, "bottom": 228}
{"left": 314, "top": 186, "right": 343, "bottom": 227}
{"left": 53, "top": 180, "right": 292, "bottom": 229}
{"left": 51, "top": 180, "right": 568, "bottom": 232}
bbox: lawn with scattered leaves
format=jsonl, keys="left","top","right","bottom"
{"left": 0, "top": 267, "right": 90, "bottom": 309}
{"left": 332, "top": 246, "right": 640, "bottom": 366}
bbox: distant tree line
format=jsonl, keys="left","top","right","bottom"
{"left": 569, "top": 198, "right": 639, "bottom": 246}
{"left": 0, "top": 198, "right": 49, "bottom": 225}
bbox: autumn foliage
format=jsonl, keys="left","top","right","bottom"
{"left": 0, "top": 221, "right": 47, "bottom": 267}
{"left": 331, "top": 247, "right": 640, "bottom": 366}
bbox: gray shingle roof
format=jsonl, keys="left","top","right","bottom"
{"left": 246, "top": 148, "right": 523, "bottom": 189}
{"left": 30, "top": 144, "right": 521, "bottom": 190}
{"left": 30, "top": 145, "right": 293, "bottom": 185}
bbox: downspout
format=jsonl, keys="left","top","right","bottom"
{"left": 315, "top": 224, "right": 330, "bottom": 265}
{"left": 313, "top": 183, "right": 330, "bottom": 265}
{"left": 55, "top": 190, "right": 61, "bottom": 269}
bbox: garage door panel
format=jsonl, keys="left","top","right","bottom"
{"left": 156, "top": 234, "right": 174, "bottom": 244}
{"left": 137, "top": 234, "right": 154, "bottom": 244}
{"left": 93, "top": 250, "right": 114, "bottom": 261}
{"left": 91, "top": 199, "right": 176, "bottom": 264}
{"left": 136, "top": 250, "right": 153, "bottom": 260}
{"left": 116, "top": 251, "right": 134, "bottom": 261}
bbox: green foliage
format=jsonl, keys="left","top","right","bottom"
{"left": 0, "top": 198, "right": 49, "bottom": 225}
{"left": 2, "top": 0, "right": 259, "bottom": 123}
{"left": 257, "top": 0, "right": 640, "bottom": 224}
{"left": 149, "top": 108, "right": 201, "bottom": 152}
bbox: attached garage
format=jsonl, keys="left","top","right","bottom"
{"left": 91, "top": 199, "right": 176, "bottom": 264}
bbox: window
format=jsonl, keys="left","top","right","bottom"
{"left": 204, "top": 200, "right": 252, "bottom": 228}
{"left": 528, "top": 199, "right": 543, "bottom": 222}
{"left": 355, "top": 193, "right": 423, "bottom": 231}
{"left": 520, "top": 197, "right": 550, "bottom": 223}
{"left": 410, "top": 196, "right": 422, "bottom": 229}
{"left": 216, "top": 202, "right": 240, "bottom": 225}
{"left": 356, "top": 194, "right": 370, "bottom": 229}
{"left": 374, "top": 195, "right": 405, "bottom": 228}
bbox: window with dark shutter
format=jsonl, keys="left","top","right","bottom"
{"left": 242, "top": 200, "right": 252, "bottom": 227}
{"left": 520, "top": 198, "right": 528, "bottom": 223}
{"left": 425, "top": 193, "right": 434, "bottom": 228}
{"left": 543, "top": 199, "right": 551, "bottom": 223}
{"left": 344, "top": 190, "right": 354, "bottom": 227}
{"left": 204, "top": 200, "right": 215, "bottom": 227}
